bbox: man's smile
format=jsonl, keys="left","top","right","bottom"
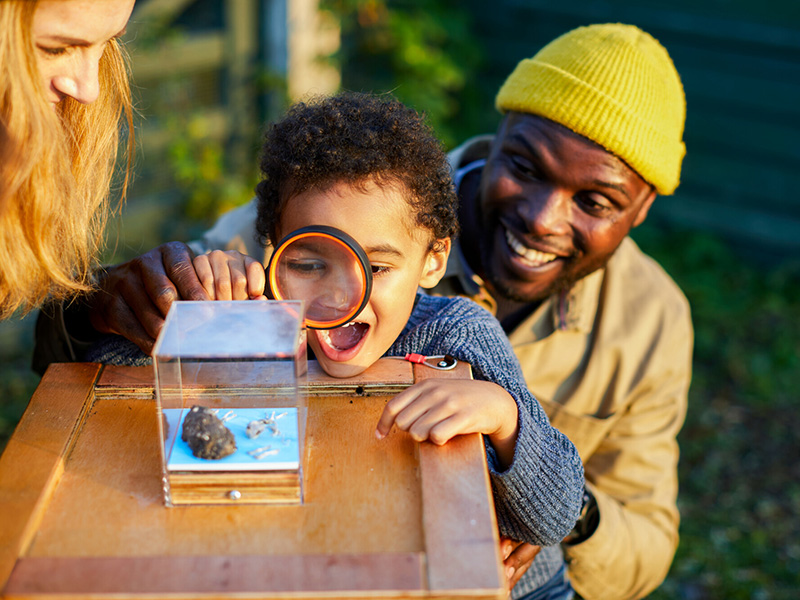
{"left": 504, "top": 228, "right": 560, "bottom": 268}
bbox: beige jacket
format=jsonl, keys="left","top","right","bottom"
{"left": 443, "top": 237, "right": 691, "bottom": 600}
{"left": 442, "top": 137, "right": 692, "bottom": 599}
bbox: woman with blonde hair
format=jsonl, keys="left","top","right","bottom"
{"left": 0, "top": 0, "right": 136, "bottom": 319}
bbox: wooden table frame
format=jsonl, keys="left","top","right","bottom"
{"left": 0, "top": 361, "right": 505, "bottom": 599}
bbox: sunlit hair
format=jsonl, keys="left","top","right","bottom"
{"left": 0, "top": 1, "right": 133, "bottom": 318}
{"left": 255, "top": 93, "right": 459, "bottom": 250}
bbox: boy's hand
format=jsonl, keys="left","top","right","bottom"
{"left": 375, "top": 379, "right": 519, "bottom": 469}
{"left": 193, "top": 250, "right": 267, "bottom": 301}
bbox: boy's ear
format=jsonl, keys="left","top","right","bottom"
{"left": 418, "top": 238, "right": 451, "bottom": 289}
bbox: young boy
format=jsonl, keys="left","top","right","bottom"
{"left": 90, "top": 93, "right": 584, "bottom": 599}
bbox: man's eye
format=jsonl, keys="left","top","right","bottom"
{"left": 509, "top": 154, "right": 538, "bottom": 178}
{"left": 577, "top": 194, "right": 613, "bottom": 216}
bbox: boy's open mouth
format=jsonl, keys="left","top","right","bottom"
{"left": 316, "top": 321, "right": 370, "bottom": 360}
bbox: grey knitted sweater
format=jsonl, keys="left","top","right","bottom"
{"left": 87, "top": 293, "right": 584, "bottom": 593}
{"left": 389, "top": 293, "right": 584, "bottom": 540}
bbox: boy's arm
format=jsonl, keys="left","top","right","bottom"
{"left": 376, "top": 378, "right": 519, "bottom": 468}
{"left": 385, "top": 296, "right": 585, "bottom": 547}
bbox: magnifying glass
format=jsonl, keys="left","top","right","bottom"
{"left": 266, "top": 226, "right": 372, "bottom": 329}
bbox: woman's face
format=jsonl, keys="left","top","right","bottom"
{"left": 32, "top": 0, "right": 135, "bottom": 106}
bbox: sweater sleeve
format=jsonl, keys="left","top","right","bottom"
{"left": 388, "top": 295, "right": 584, "bottom": 546}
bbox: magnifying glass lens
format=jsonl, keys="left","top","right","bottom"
{"left": 268, "top": 227, "right": 372, "bottom": 329}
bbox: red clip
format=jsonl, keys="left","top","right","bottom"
{"left": 404, "top": 353, "right": 427, "bottom": 364}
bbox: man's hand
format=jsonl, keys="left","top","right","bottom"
{"left": 500, "top": 537, "right": 541, "bottom": 590}
{"left": 87, "top": 242, "right": 210, "bottom": 354}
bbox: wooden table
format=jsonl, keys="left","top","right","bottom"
{"left": 0, "top": 360, "right": 505, "bottom": 599}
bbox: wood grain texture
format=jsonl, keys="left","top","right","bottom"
{"left": 0, "top": 363, "right": 101, "bottom": 590}
{"left": 1, "top": 360, "right": 504, "bottom": 599}
{"left": 96, "top": 359, "right": 417, "bottom": 395}
{"left": 413, "top": 362, "right": 506, "bottom": 598}
{"left": 6, "top": 553, "right": 424, "bottom": 595}
{"left": 168, "top": 470, "right": 301, "bottom": 505}
{"left": 23, "top": 395, "right": 423, "bottom": 558}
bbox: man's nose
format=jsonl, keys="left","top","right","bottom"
{"left": 518, "top": 188, "right": 571, "bottom": 237}
{"left": 52, "top": 52, "right": 101, "bottom": 105}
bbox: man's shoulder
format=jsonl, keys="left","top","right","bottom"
{"left": 190, "top": 199, "right": 261, "bottom": 257}
{"left": 607, "top": 237, "right": 691, "bottom": 326}
{"left": 448, "top": 134, "right": 495, "bottom": 171}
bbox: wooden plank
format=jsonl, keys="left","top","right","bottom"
{"left": 168, "top": 470, "right": 301, "bottom": 505}
{"left": 0, "top": 363, "right": 101, "bottom": 590}
{"left": 307, "top": 358, "right": 414, "bottom": 394}
{"left": 24, "top": 394, "right": 423, "bottom": 559}
{"left": 413, "top": 363, "right": 505, "bottom": 597}
{"left": 96, "top": 359, "right": 417, "bottom": 395}
{"left": 6, "top": 553, "right": 424, "bottom": 595}
{"left": 95, "top": 364, "right": 155, "bottom": 398}
{"left": 1, "top": 360, "right": 504, "bottom": 598}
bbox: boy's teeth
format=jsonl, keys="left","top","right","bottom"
{"left": 505, "top": 230, "right": 557, "bottom": 265}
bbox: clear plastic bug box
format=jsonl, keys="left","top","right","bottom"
{"left": 153, "top": 300, "right": 307, "bottom": 506}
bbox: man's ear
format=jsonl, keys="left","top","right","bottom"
{"left": 632, "top": 188, "right": 658, "bottom": 228}
{"left": 419, "top": 238, "right": 451, "bottom": 289}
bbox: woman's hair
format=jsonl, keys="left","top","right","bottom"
{"left": 0, "top": 1, "right": 133, "bottom": 318}
{"left": 255, "top": 92, "right": 458, "bottom": 249}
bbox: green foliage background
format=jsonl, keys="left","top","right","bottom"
{"left": 2, "top": 1, "right": 798, "bottom": 597}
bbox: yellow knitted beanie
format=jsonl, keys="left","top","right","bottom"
{"left": 495, "top": 23, "right": 686, "bottom": 195}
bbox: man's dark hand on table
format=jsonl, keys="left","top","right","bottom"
{"left": 88, "top": 242, "right": 208, "bottom": 354}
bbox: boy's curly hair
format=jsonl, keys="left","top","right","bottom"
{"left": 255, "top": 92, "right": 459, "bottom": 248}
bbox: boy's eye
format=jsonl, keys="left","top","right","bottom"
{"left": 285, "top": 259, "right": 327, "bottom": 278}
{"left": 371, "top": 265, "right": 390, "bottom": 276}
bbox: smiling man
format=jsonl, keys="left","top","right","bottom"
{"left": 432, "top": 24, "right": 693, "bottom": 600}
{"left": 33, "top": 22, "right": 692, "bottom": 600}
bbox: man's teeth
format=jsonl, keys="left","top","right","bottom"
{"left": 505, "top": 230, "right": 558, "bottom": 265}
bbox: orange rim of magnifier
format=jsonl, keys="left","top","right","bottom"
{"left": 267, "top": 226, "right": 372, "bottom": 329}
